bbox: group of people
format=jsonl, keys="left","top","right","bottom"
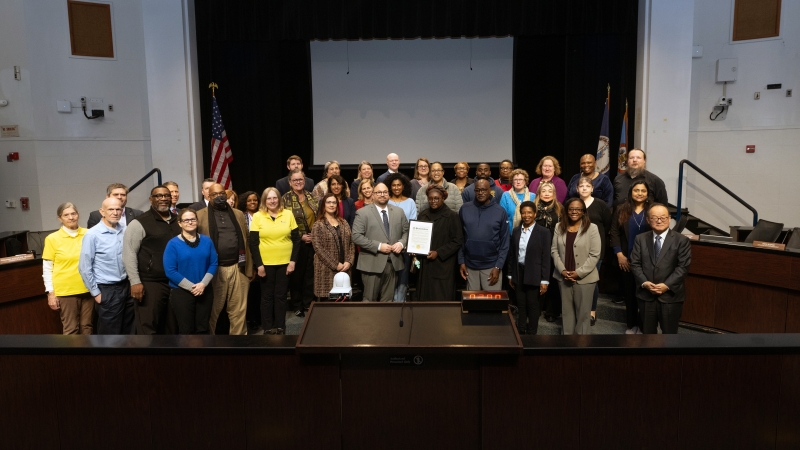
{"left": 42, "top": 149, "right": 690, "bottom": 337}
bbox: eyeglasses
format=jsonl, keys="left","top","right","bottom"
{"left": 291, "top": 179, "right": 304, "bottom": 183}
{"left": 431, "top": 169, "right": 444, "bottom": 173}
{"left": 180, "top": 218, "right": 197, "bottom": 224}
{"left": 651, "top": 216, "right": 670, "bottom": 223}
{"left": 567, "top": 208, "right": 585, "bottom": 213}
{"left": 151, "top": 193, "right": 171, "bottom": 199}
{"left": 417, "top": 165, "right": 429, "bottom": 169}
{"left": 373, "top": 190, "right": 389, "bottom": 195}
{"left": 325, "top": 200, "right": 338, "bottom": 205}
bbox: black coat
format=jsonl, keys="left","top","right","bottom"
{"left": 416, "top": 206, "right": 463, "bottom": 301}
{"left": 508, "top": 223, "right": 552, "bottom": 287}
{"left": 585, "top": 199, "right": 612, "bottom": 260}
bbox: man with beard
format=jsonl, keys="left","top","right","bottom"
{"left": 613, "top": 149, "right": 668, "bottom": 206}
{"left": 196, "top": 183, "right": 253, "bottom": 334}
{"left": 275, "top": 155, "right": 315, "bottom": 196}
{"left": 123, "top": 185, "right": 181, "bottom": 334}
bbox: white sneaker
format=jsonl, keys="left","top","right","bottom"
{"left": 625, "top": 327, "right": 636, "bottom": 334}
{"left": 635, "top": 327, "right": 643, "bottom": 335}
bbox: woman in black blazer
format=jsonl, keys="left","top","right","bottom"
{"left": 508, "top": 201, "right": 552, "bottom": 335}
{"left": 576, "top": 176, "right": 612, "bottom": 325}
{"left": 609, "top": 180, "right": 652, "bottom": 334}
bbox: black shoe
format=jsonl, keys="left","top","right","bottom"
{"left": 517, "top": 326, "right": 527, "bottom": 335}
{"left": 276, "top": 328, "right": 285, "bottom": 335}
{"left": 266, "top": 328, "right": 278, "bottom": 335}
{"left": 294, "top": 309, "right": 305, "bottom": 317}
{"left": 590, "top": 315, "right": 597, "bottom": 326}
{"left": 611, "top": 297, "right": 625, "bottom": 304}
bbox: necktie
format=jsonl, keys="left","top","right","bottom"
{"left": 382, "top": 210, "right": 390, "bottom": 238}
{"left": 654, "top": 235, "right": 662, "bottom": 261}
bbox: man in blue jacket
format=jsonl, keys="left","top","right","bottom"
{"left": 461, "top": 163, "right": 504, "bottom": 204}
{"left": 458, "top": 178, "right": 510, "bottom": 291}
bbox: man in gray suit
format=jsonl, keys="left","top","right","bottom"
{"left": 351, "top": 182, "right": 409, "bottom": 302}
{"left": 87, "top": 183, "right": 143, "bottom": 229}
{"left": 630, "top": 203, "right": 692, "bottom": 334}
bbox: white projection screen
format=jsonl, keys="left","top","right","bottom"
{"left": 310, "top": 38, "right": 513, "bottom": 166}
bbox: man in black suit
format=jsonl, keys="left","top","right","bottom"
{"left": 630, "top": 203, "right": 692, "bottom": 334}
{"left": 275, "top": 155, "right": 314, "bottom": 196}
{"left": 86, "top": 183, "right": 143, "bottom": 229}
{"left": 189, "top": 178, "right": 215, "bottom": 211}
{"left": 613, "top": 148, "right": 669, "bottom": 206}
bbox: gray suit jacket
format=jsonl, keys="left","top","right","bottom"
{"left": 87, "top": 207, "right": 142, "bottom": 229}
{"left": 551, "top": 223, "right": 601, "bottom": 284}
{"left": 630, "top": 229, "right": 692, "bottom": 303}
{"left": 351, "top": 204, "right": 409, "bottom": 273}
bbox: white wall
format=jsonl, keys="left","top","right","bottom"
{"left": 688, "top": 0, "right": 800, "bottom": 230}
{"left": 0, "top": 0, "right": 202, "bottom": 233}
{"left": 635, "top": 0, "right": 694, "bottom": 205}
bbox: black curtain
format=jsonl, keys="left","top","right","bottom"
{"left": 195, "top": 0, "right": 638, "bottom": 193}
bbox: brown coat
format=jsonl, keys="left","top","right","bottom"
{"left": 311, "top": 217, "right": 355, "bottom": 298}
{"left": 195, "top": 207, "right": 254, "bottom": 278}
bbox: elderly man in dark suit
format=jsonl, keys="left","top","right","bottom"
{"left": 87, "top": 183, "right": 143, "bottom": 229}
{"left": 630, "top": 203, "right": 692, "bottom": 334}
{"left": 351, "top": 182, "right": 409, "bottom": 302}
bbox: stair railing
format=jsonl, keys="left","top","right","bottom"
{"left": 128, "top": 168, "right": 163, "bottom": 193}
{"left": 675, "top": 159, "right": 757, "bottom": 226}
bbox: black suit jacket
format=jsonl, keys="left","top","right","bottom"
{"left": 87, "top": 207, "right": 142, "bottom": 229}
{"left": 188, "top": 200, "right": 208, "bottom": 212}
{"left": 507, "top": 223, "right": 552, "bottom": 286}
{"left": 630, "top": 229, "right": 691, "bottom": 303}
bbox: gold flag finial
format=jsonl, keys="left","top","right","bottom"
{"left": 208, "top": 82, "right": 218, "bottom": 97}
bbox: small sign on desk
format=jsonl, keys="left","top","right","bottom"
{"left": 753, "top": 241, "right": 786, "bottom": 251}
{"left": 0, "top": 253, "right": 34, "bottom": 265}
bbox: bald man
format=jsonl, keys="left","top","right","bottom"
{"left": 376, "top": 153, "right": 400, "bottom": 183}
{"left": 79, "top": 198, "right": 134, "bottom": 334}
{"left": 196, "top": 183, "right": 253, "bottom": 334}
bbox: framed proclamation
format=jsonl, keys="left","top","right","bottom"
{"left": 406, "top": 220, "right": 433, "bottom": 255}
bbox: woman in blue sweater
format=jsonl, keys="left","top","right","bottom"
{"left": 163, "top": 208, "right": 218, "bottom": 334}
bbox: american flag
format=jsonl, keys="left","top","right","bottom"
{"left": 210, "top": 97, "right": 233, "bottom": 189}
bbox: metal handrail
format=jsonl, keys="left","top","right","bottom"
{"left": 675, "top": 159, "right": 757, "bottom": 226}
{"left": 128, "top": 168, "right": 162, "bottom": 193}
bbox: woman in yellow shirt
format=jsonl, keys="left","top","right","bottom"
{"left": 248, "top": 187, "right": 300, "bottom": 335}
{"left": 42, "top": 202, "right": 93, "bottom": 334}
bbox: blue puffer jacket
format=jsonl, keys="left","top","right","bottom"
{"left": 458, "top": 199, "right": 509, "bottom": 270}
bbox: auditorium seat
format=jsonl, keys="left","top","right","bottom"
{"left": 743, "top": 219, "right": 784, "bottom": 244}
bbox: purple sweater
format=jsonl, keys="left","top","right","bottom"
{"left": 528, "top": 177, "right": 568, "bottom": 204}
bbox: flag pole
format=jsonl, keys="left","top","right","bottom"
{"left": 208, "top": 82, "right": 218, "bottom": 97}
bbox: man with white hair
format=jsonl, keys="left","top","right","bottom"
{"left": 376, "top": 153, "right": 400, "bottom": 183}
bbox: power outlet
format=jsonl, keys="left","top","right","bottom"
{"left": 108, "top": 104, "right": 114, "bottom": 112}
{"left": 788, "top": 89, "right": 793, "bottom": 98}
{"left": 754, "top": 92, "right": 760, "bottom": 100}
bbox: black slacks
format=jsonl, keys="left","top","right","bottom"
{"left": 134, "top": 280, "right": 171, "bottom": 335}
{"left": 621, "top": 270, "right": 640, "bottom": 329}
{"left": 96, "top": 281, "right": 134, "bottom": 335}
{"left": 261, "top": 264, "right": 289, "bottom": 330}
{"left": 515, "top": 274, "right": 541, "bottom": 335}
{"left": 288, "top": 242, "right": 315, "bottom": 310}
{"left": 169, "top": 288, "right": 212, "bottom": 334}
{"left": 638, "top": 299, "right": 683, "bottom": 334}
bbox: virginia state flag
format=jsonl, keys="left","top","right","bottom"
{"left": 596, "top": 94, "right": 610, "bottom": 174}
{"left": 617, "top": 101, "right": 629, "bottom": 173}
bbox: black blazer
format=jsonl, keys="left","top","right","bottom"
{"left": 188, "top": 200, "right": 208, "bottom": 212}
{"left": 341, "top": 197, "right": 356, "bottom": 227}
{"left": 86, "top": 207, "right": 142, "bottom": 229}
{"left": 630, "top": 229, "right": 692, "bottom": 304}
{"left": 507, "top": 223, "right": 552, "bottom": 286}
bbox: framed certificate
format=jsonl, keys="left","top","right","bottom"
{"left": 406, "top": 220, "right": 433, "bottom": 255}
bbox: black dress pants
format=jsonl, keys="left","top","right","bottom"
{"left": 261, "top": 264, "right": 289, "bottom": 330}
{"left": 621, "top": 270, "right": 640, "bottom": 329}
{"left": 170, "top": 288, "right": 212, "bottom": 334}
{"left": 96, "top": 281, "right": 134, "bottom": 335}
{"left": 516, "top": 276, "right": 541, "bottom": 335}
{"left": 288, "top": 242, "right": 315, "bottom": 310}
{"left": 134, "top": 280, "right": 171, "bottom": 335}
{"left": 638, "top": 299, "right": 683, "bottom": 334}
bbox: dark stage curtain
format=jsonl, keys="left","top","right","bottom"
{"left": 195, "top": 0, "right": 638, "bottom": 194}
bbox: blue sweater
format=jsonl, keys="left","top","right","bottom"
{"left": 566, "top": 172, "right": 614, "bottom": 206}
{"left": 458, "top": 199, "right": 509, "bottom": 270}
{"left": 461, "top": 177, "right": 504, "bottom": 205}
{"left": 163, "top": 235, "right": 218, "bottom": 289}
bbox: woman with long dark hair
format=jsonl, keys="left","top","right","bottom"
{"left": 551, "top": 198, "right": 601, "bottom": 334}
{"left": 609, "top": 180, "right": 652, "bottom": 334}
{"left": 311, "top": 192, "right": 355, "bottom": 301}
{"left": 328, "top": 174, "right": 356, "bottom": 226}
{"left": 385, "top": 172, "right": 417, "bottom": 302}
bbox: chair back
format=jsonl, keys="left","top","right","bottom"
{"left": 744, "top": 219, "right": 784, "bottom": 244}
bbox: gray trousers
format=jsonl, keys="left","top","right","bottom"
{"left": 466, "top": 267, "right": 503, "bottom": 291}
{"left": 361, "top": 260, "right": 397, "bottom": 302}
{"left": 559, "top": 281, "right": 596, "bottom": 335}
